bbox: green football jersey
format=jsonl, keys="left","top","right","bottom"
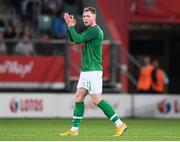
{"left": 69, "top": 25, "right": 104, "bottom": 71}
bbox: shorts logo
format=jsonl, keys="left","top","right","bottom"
{"left": 157, "top": 99, "right": 171, "bottom": 114}
{"left": 87, "top": 81, "right": 91, "bottom": 91}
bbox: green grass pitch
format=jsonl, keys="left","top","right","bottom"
{"left": 0, "top": 118, "right": 180, "bottom": 141}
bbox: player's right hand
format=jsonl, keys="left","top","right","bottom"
{"left": 64, "top": 13, "right": 76, "bottom": 27}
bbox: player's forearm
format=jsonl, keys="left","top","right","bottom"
{"left": 69, "top": 31, "right": 74, "bottom": 42}
{"left": 69, "top": 26, "right": 85, "bottom": 43}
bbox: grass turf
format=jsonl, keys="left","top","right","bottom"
{"left": 0, "top": 118, "right": 180, "bottom": 141}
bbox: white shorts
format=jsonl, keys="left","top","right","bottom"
{"left": 77, "top": 71, "right": 103, "bottom": 94}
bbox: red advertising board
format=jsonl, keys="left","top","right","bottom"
{"left": 0, "top": 43, "right": 111, "bottom": 89}
{"left": 0, "top": 56, "right": 65, "bottom": 89}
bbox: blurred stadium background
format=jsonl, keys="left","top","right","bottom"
{"left": 0, "top": 0, "right": 180, "bottom": 140}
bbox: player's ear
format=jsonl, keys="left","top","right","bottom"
{"left": 93, "top": 14, "right": 96, "bottom": 20}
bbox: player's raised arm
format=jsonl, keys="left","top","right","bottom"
{"left": 64, "top": 8, "right": 99, "bottom": 44}
{"left": 68, "top": 26, "right": 98, "bottom": 44}
{"left": 63, "top": 13, "right": 76, "bottom": 42}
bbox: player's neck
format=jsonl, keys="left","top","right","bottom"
{"left": 90, "top": 23, "right": 97, "bottom": 27}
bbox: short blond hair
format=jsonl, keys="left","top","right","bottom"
{"left": 83, "top": 7, "right": 96, "bottom": 14}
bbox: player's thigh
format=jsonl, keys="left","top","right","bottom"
{"left": 77, "top": 72, "right": 89, "bottom": 91}
{"left": 89, "top": 71, "right": 103, "bottom": 94}
{"left": 75, "top": 88, "right": 88, "bottom": 102}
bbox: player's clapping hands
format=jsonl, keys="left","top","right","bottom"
{"left": 64, "top": 13, "right": 76, "bottom": 27}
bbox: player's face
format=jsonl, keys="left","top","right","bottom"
{"left": 83, "top": 11, "right": 96, "bottom": 27}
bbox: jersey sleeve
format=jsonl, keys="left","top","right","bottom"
{"left": 68, "top": 26, "right": 98, "bottom": 44}
{"left": 68, "top": 31, "right": 74, "bottom": 42}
